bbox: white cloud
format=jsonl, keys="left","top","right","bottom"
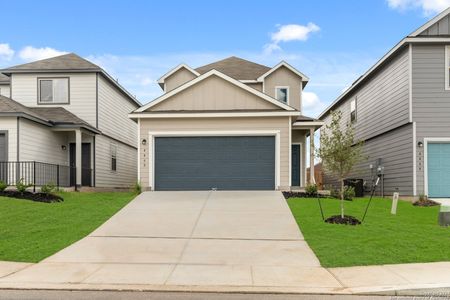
{"left": 0, "top": 43, "right": 14, "bottom": 61}
{"left": 387, "top": 0, "right": 450, "bottom": 15}
{"left": 18, "top": 46, "right": 68, "bottom": 62}
{"left": 302, "top": 91, "right": 321, "bottom": 109}
{"left": 264, "top": 23, "right": 320, "bottom": 54}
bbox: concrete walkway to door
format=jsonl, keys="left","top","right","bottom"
{"left": 0, "top": 191, "right": 343, "bottom": 293}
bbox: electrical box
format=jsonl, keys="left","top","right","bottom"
{"left": 439, "top": 206, "right": 450, "bottom": 227}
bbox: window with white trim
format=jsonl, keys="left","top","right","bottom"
{"left": 446, "top": 46, "right": 450, "bottom": 90}
{"left": 350, "top": 98, "right": 357, "bottom": 122}
{"left": 38, "top": 78, "right": 69, "bottom": 104}
{"left": 275, "top": 86, "right": 289, "bottom": 104}
{"left": 110, "top": 144, "right": 117, "bottom": 171}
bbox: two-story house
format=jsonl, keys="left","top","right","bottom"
{"left": 130, "top": 56, "right": 323, "bottom": 191}
{"left": 0, "top": 53, "right": 140, "bottom": 189}
{"left": 319, "top": 8, "right": 450, "bottom": 199}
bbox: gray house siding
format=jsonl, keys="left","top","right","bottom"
{"left": 412, "top": 44, "right": 450, "bottom": 195}
{"left": 418, "top": 15, "right": 450, "bottom": 36}
{"left": 321, "top": 47, "right": 413, "bottom": 195}
{"left": 322, "top": 124, "right": 414, "bottom": 196}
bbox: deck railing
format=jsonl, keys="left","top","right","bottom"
{"left": 0, "top": 161, "right": 74, "bottom": 191}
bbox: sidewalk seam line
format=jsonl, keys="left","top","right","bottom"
{"left": 325, "top": 268, "right": 347, "bottom": 289}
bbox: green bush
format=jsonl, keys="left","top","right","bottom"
{"left": 328, "top": 185, "right": 355, "bottom": 200}
{"left": 305, "top": 183, "right": 318, "bottom": 196}
{"left": 343, "top": 186, "right": 355, "bottom": 200}
{"left": 0, "top": 180, "right": 7, "bottom": 192}
{"left": 16, "top": 178, "right": 32, "bottom": 193}
{"left": 41, "top": 182, "right": 56, "bottom": 195}
{"left": 132, "top": 181, "right": 142, "bottom": 194}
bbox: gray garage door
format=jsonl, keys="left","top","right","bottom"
{"left": 154, "top": 136, "right": 275, "bottom": 191}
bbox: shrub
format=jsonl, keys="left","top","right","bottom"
{"left": 41, "top": 182, "right": 56, "bottom": 195}
{"left": 419, "top": 193, "right": 428, "bottom": 202}
{"left": 132, "top": 181, "right": 142, "bottom": 194}
{"left": 343, "top": 186, "right": 355, "bottom": 201}
{"left": 0, "top": 180, "right": 7, "bottom": 192}
{"left": 16, "top": 178, "right": 32, "bottom": 193}
{"left": 305, "top": 183, "right": 318, "bottom": 196}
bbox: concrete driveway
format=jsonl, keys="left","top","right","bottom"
{"left": 0, "top": 191, "right": 342, "bottom": 292}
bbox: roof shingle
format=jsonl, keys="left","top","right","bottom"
{"left": 195, "top": 56, "right": 271, "bottom": 80}
{"left": 1, "top": 53, "right": 101, "bottom": 73}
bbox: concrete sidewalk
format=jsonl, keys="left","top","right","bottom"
{"left": 1, "top": 260, "right": 450, "bottom": 294}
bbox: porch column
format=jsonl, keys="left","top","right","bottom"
{"left": 75, "top": 129, "right": 82, "bottom": 188}
{"left": 309, "top": 127, "right": 315, "bottom": 184}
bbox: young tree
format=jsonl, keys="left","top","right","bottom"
{"left": 317, "top": 110, "right": 363, "bottom": 219}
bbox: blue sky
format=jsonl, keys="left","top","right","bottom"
{"left": 0, "top": 0, "right": 448, "bottom": 117}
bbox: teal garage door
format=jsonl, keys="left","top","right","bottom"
{"left": 428, "top": 143, "right": 450, "bottom": 197}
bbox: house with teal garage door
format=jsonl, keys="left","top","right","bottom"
{"left": 318, "top": 8, "right": 450, "bottom": 199}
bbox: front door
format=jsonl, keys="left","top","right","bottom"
{"left": 428, "top": 143, "right": 450, "bottom": 197}
{"left": 291, "top": 144, "right": 301, "bottom": 186}
{"left": 69, "top": 143, "right": 92, "bottom": 187}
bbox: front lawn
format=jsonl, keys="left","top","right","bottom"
{"left": 0, "top": 192, "right": 135, "bottom": 262}
{"left": 287, "top": 197, "right": 450, "bottom": 268}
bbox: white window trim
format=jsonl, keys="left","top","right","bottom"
{"left": 37, "top": 77, "right": 70, "bottom": 104}
{"left": 350, "top": 98, "right": 357, "bottom": 122}
{"left": 275, "top": 86, "right": 290, "bottom": 105}
{"left": 148, "top": 130, "right": 281, "bottom": 191}
{"left": 445, "top": 46, "right": 450, "bottom": 91}
{"left": 291, "top": 142, "right": 302, "bottom": 187}
{"left": 423, "top": 137, "right": 450, "bottom": 197}
{"left": 110, "top": 143, "right": 118, "bottom": 172}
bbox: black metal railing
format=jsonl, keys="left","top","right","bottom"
{"left": 0, "top": 161, "right": 74, "bottom": 190}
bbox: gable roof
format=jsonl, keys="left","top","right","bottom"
{"left": 195, "top": 56, "right": 271, "bottom": 80}
{"left": 157, "top": 64, "right": 200, "bottom": 89}
{"left": 1, "top": 53, "right": 141, "bottom": 107}
{"left": 318, "top": 8, "right": 450, "bottom": 119}
{"left": 409, "top": 7, "right": 450, "bottom": 36}
{"left": 133, "top": 69, "right": 297, "bottom": 113}
{"left": 257, "top": 61, "right": 309, "bottom": 83}
{"left": 0, "top": 95, "right": 99, "bottom": 133}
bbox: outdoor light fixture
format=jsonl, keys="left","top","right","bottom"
{"left": 418, "top": 141, "right": 423, "bottom": 148}
{"left": 142, "top": 139, "right": 147, "bottom": 146}
{"left": 61, "top": 145, "right": 67, "bottom": 150}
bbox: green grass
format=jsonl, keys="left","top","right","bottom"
{"left": 287, "top": 197, "right": 450, "bottom": 268}
{"left": 0, "top": 192, "right": 135, "bottom": 263}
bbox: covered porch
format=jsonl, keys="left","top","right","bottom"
{"left": 291, "top": 116, "right": 323, "bottom": 189}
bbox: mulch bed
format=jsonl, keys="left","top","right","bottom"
{"left": 0, "top": 191, "right": 63, "bottom": 203}
{"left": 325, "top": 215, "right": 361, "bottom": 225}
{"left": 413, "top": 199, "right": 440, "bottom": 207}
{"left": 282, "top": 191, "right": 326, "bottom": 199}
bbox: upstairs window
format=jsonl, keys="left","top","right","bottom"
{"left": 350, "top": 98, "right": 357, "bottom": 122}
{"left": 38, "top": 78, "right": 69, "bottom": 104}
{"left": 110, "top": 144, "right": 117, "bottom": 172}
{"left": 275, "top": 86, "right": 289, "bottom": 104}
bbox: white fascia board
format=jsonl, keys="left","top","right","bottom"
{"left": 257, "top": 61, "right": 310, "bottom": 82}
{"left": 292, "top": 121, "right": 324, "bottom": 127}
{"left": 409, "top": 7, "right": 450, "bottom": 37}
{"left": 135, "top": 69, "right": 296, "bottom": 113}
{"left": 157, "top": 64, "right": 200, "bottom": 84}
{"left": 129, "top": 111, "right": 301, "bottom": 119}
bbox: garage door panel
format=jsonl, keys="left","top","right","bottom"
{"left": 154, "top": 136, "right": 275, "bottom": 191}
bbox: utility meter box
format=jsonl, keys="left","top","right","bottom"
{"left": 438, "top": 206, "right": 450, "bottom": 227}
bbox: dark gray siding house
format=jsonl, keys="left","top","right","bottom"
{"left": 319, "top": 8, "right": 450, "bottom": 199}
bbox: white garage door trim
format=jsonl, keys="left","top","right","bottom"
{"left": 148, "top": 130, "right": 281, "bottom": 191}
{"left": 423, "top": 137, "right": 450, "bottom": 197}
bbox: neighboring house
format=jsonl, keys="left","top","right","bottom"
{"left": 0, "top": 53, "right": 140, "bottom": 189}
{"left": 0, "top": 74, "right": 10, "bottom": 97}
{"left": 130, "top": 56, "right": 323, "bottom": 191}
{"left": 318, "top": 8, "right": 450, "bottom": 199}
